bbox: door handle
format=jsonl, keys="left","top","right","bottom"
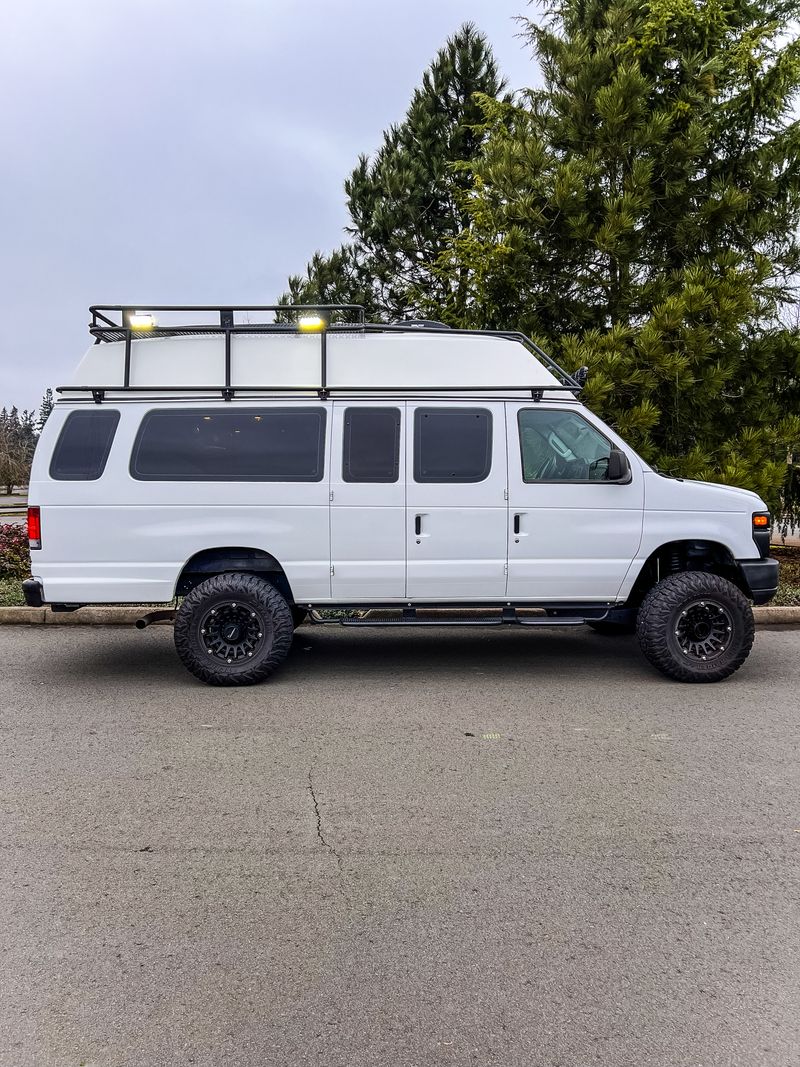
{"left": 415, "top": 514, "right": 422, "bottom": 536}
{"left": 513, "top": 513, "right": 521, "bottom": 535}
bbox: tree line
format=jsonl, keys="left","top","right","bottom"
{"left": 280, "top": 3, "right": 800, "bottom": 522}
{"left": 0, "top": 390, "right": 53, "bottom": 494}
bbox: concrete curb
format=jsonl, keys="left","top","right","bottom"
{"left": 0, "top": 605, "right": 798, "bottom": 626}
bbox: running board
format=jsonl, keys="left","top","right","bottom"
{"left": 335, "top": 609, "right": 588, "bottom": 628}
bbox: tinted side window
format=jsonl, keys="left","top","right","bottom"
{"left": 130, "top": 408, "right": 326, "bottom": 481}
{"left": 50, "top": 410, "right": 120, "bottom": 480}
{"left": 414, "top": 408, "right": 492, "bottom": 483}
{"left": 518, "top": 408, "right": 612, "bottom": 481}
{"left": 343, "top": 407, "right": 400, "bottom": 483}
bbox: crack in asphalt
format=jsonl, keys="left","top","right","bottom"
{"left": 307, "top": 768, "right": 345, "bottom": 881}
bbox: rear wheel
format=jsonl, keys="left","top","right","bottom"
{"left": 636, "top": 572, "right": 754, "bottom": 683}
{"left": 174, "top": 573, "right": 293, "bottom": 686}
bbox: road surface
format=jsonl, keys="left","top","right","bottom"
{"left": 1, "top": 624, "right": 799, "bottom": 1066}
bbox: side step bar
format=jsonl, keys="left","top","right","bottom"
{"left": 329, "top": 608, "right": 590, "bottom": 628}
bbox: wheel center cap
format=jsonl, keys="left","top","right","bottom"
{"left": 222, "top": 623, "right": 241, "bottom": 642}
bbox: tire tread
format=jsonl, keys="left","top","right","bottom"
{"left": 636, "top": 572, "right": 754, "bottom": 683}
{"left": 174, "top": 573, "right": 293, "bottom": 686}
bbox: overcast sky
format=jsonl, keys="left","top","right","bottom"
{"left": 0, "top": 0, "right": 542, "bottom": 412}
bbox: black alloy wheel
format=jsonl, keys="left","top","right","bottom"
{"left": 636, "top": 571, "right": 754, "bottom": 683}
{"left": 174, "top": 573, "right": 293, "bottom": 686}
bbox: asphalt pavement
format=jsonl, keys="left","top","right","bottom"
{"left": 1, "top": 623, "right": 799, "bottom": 1067}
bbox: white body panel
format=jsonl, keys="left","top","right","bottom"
{"left": 329, "top": 401, "right": 406, "bottom": 600}
{"left": 31, "top": 332, "right": 768, "bottom": 607}
{"left": 30, "top": 401, "right": 331, "bottom": 604}
{"left": 505, "top": 403, "right": 644, "bottom": 601}
{"left": 71, "top": 331, "right": 565, "bottom": 392}
{"left": 616, "top": 473, "right": 765, "bottom": 599}
{"left": 405, "top": 402, "right": 508, "bottom": 600}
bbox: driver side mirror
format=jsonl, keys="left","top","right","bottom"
{"left": 607, "top": 447, "right": 631, "bottom": 483}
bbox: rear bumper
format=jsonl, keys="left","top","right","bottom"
{"left": 737, "top": 559, "right": 780, "bottom": 605}
{"left": 22, "top": 579, "right": 44, "bottom": 607}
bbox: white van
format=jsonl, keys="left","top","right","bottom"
{"left": 24, "top": 304, "right": 778, "bottom": 686}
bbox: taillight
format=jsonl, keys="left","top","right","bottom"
{"left": 27, "top": 506, "right": 41, "bottom": 550}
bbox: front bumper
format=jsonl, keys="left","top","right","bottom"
{"left": 737, "top": 559, "right": 780, "bottom": 605}
{"left": 22, "top": 579, "right": 44, "bottom": 607}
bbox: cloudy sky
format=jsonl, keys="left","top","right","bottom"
{"left": 0, "top": 0, "right": 542, "bottom": 412}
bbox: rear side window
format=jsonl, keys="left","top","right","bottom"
{"left": 50, "top": 410, "right": 120, "bottom": 480}
{"left": 343, "top": 407, "right": 400, "bottom": 483}
{"left": 130, "top": 408, "right": 326, "bottom": 481}
{"left": 414, "top": 408, "right": 492, "bottom": 483}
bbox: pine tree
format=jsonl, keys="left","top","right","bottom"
{"left": 435, "top": 0, "right": 800, "bottom": 511}
{"left": 38, "top": 388, "right": 54, "bottom": 430}
{"left": 281, "top": 23, "right": 507, "bottom": 319}
{"left": 0, "top": 406, "right": 38, "bottom": 493}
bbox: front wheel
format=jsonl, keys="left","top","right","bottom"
{"left": 174, "top": 573, "right": 294, "bottom": 686}
{"left": 636, "top": 572, "right": 754, "bottom": 683}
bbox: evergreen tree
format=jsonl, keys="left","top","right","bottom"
{"left": 38, "top": 388, "right": 54, "bottom": 431}
{"left": 281, "top": 23, "right": 507, "bottom": 319}
{"left": 0, "top": 406, "right": 38, "bottom": 493}
{"left": 435, "top": 0, "right": 800, "bottom": 510}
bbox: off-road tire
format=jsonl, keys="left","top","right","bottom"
{"left": 636, "top": 572, "right": 754, "bottom": 683}
{"left": 174, "top": 573, "right": 293, "bottom": 686}
{"left": 587, "top": 620, "right": 636, "bottom": 636}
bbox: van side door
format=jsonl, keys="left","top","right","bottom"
{"left": 506, "top": 403, "right": 644, "bottom": 601}
{"left": 329, "top": 401, "right": 406, "bottom": 600}
{"left": 406, "top": 402, "right": 508, "bottom": 600}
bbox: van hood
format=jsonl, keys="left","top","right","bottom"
{"left": 644, "top": 470, "right": 767, "bottom": 512}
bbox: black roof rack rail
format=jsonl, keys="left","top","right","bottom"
{"left": 61, "top": 304, "right": 582, "bottom": 401}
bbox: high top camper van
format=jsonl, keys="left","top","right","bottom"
{"left": 24, "top": 304, "right": 778, "bottom": 685}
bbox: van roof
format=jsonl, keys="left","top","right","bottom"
{"left": 58, "top": 304, "right": 582, "bottom": 403}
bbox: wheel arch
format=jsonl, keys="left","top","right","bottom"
{"left": 624, "top": 538, "right": 748, "bottom": 609}
{"left": 175, "top": 547, "right": 296, "bottom": 605}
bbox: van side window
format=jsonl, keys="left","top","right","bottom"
{"left": 130, "top": 408, "right": 326, "bottom": 481}
{"left": 414, "top": 408, "right": 492, "bottom": 483}
{"left": 343, "top": 407, "right": 400, "bottom": 483}
{"left": 50, "top": 410, "right": 120, "bottom": 480}
{"left": 518, "top": 409, "right": 613, "bottom": 481}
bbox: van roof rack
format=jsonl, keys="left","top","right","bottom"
{"left": 56, "top": 303, "right": 583, "bottom": 401}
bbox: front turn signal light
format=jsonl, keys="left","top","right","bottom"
{"left": 752, "top": 513, "right": 769, "bottom": 528}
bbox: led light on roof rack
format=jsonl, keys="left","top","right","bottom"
{"left": 298, "top": 314, "right": 325, "bottom": 332}
{"left": 129, "top": 312, "right": 156, "bottom": 330}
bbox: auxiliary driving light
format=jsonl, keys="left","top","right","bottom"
{"left": 297, "top": 314, "right": 325, "bottom": 332}
{"left": 128, "top": 312, "right": 156, "bottom": 330}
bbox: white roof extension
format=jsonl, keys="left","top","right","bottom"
{"left": 70, "top": 330, "right": 566, "bottom": 394}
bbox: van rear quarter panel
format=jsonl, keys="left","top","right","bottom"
{"left": 29, "top": 403, "right": 331, "bottom": 603}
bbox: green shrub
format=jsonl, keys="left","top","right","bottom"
{"left": 0, "top": 523, "right": 30, "bottom": 580}
{"left": 0, "top": 577, "right": 25, "bottom": 606}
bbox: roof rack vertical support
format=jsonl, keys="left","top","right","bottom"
{"left": 221, "top": 309, "right": 234, "bottom": 400}
{"left": 121, "top": 307, "right": 132, "bottom": 387}
{"left": 319, "top": 328, "right": 328, "bottom": 398}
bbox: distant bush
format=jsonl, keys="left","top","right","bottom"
{"left": 0, "top": 523, "right": 30, "bottom": 579}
